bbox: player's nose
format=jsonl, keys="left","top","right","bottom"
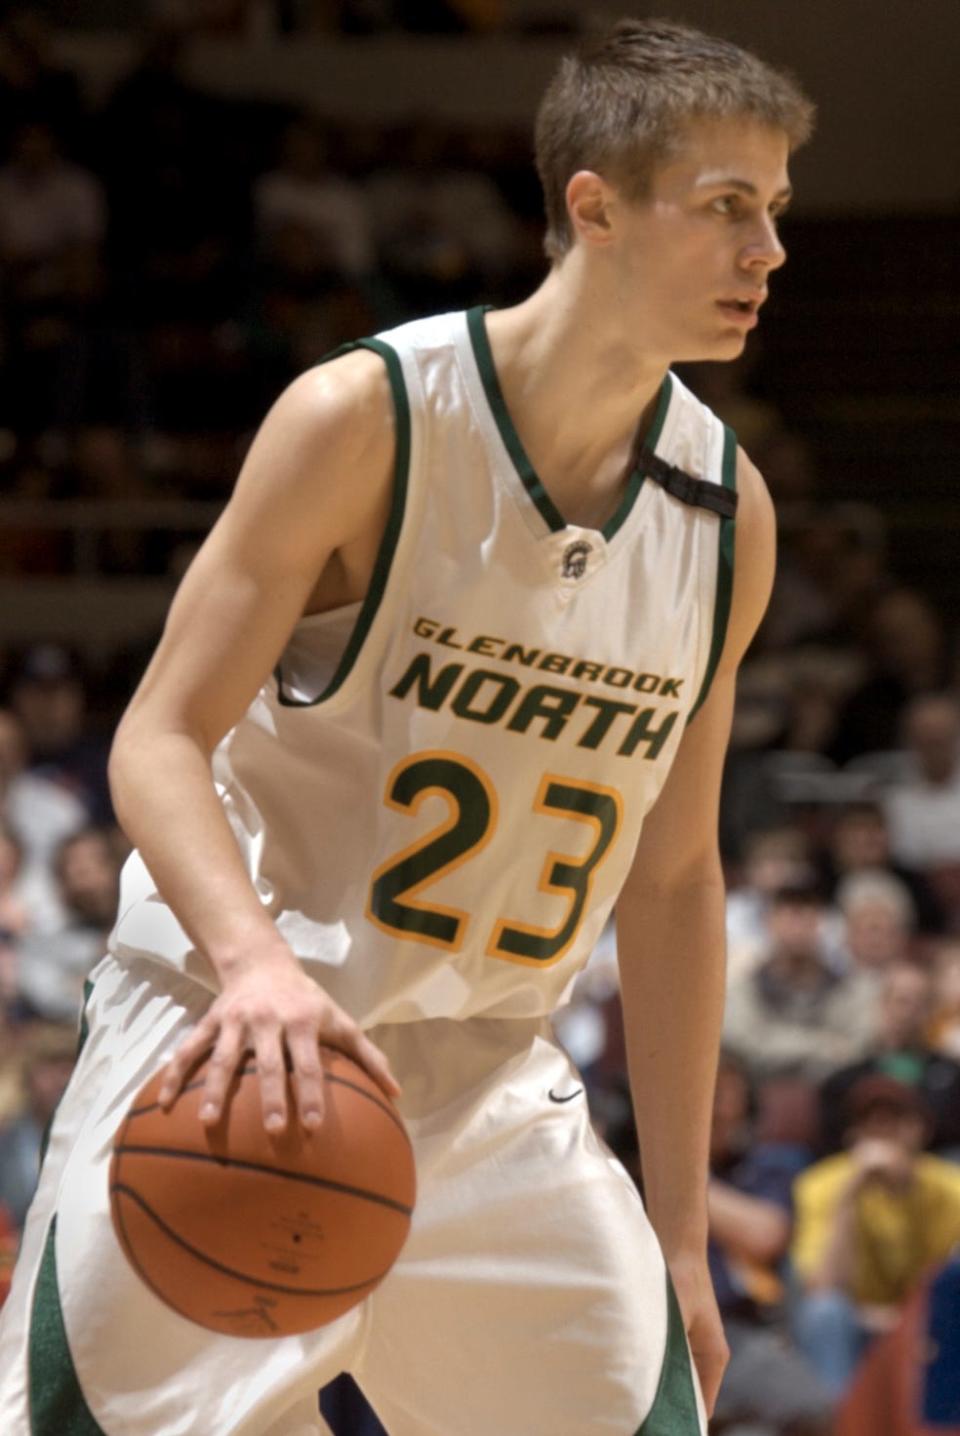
{"left": 742, "top": 214, "right": 787, "bottom": 272}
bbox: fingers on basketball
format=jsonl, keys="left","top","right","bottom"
{"left": 338, "top": 1021, "right": 401, "bottom": 1100}
{"left": 157, "top": 1013, "right": 221, "bottom": 1108}
{"left": 160, "top": 1002, "right": 398, "bottom": 1132}
{"left": 251, "top": 1027, "right": 290, "bottom": 1132}
{"left": 286, "top": 1024, "right": 325, "bottom": 1130}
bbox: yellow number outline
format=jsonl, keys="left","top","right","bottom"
{"left": 486, "top": 774, "right": 623, "bottom": 968}
{"left": 365, "top": 749, "right": 498, "bottom": 953}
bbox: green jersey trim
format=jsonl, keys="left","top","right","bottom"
{"left": 634, "top": 1269, "right": 701, "bottom": 1434}
{"left": 275, "top": 337, "right": 411, "bottom": 708}
{"left": 466, "top": 306, "right": 671, "bottom": 543}
{"left": 466, "top": 305, "right": 564, "bottom": 533}
{"left": 29, "top": 1218, "right": 108, "bottom": 1435}
{"left": 686, "top": 423, "right": 737, "bottom": 724}
{"left": 602, "top": 374, "right": 673, "bottom": 544}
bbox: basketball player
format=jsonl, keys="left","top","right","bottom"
{"left": 0, "top": 19, "right": 813, "bottom": 1436}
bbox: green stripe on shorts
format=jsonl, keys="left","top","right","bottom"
{"left": 29, "top": 1217, "right": 106, "bottom": 1435}
{"left": 77, "top": 977, "right": 95, "bottom": 1059}
{"left": 636, "top": 1269, "right": 701, "bottom": 1434}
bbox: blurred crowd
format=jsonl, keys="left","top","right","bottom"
{"left": 3, "top": 6, "right": 960, "bottom": 1432}
{"left": 16, "top": 1, "right": 581, "bottom": 39}
{"left": 0, "top": 7, "right": 543, "bottom": 551}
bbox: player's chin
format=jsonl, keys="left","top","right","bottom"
{"left": 681, "top": 330, "right": 749, "bottom": 364}
{"left": 710, "top": 328, "right": 750, "bottom": 359}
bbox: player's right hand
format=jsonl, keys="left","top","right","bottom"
{"left": 156, "top": 949, "right": 400, "bottom": 1133}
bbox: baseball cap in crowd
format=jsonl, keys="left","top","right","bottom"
{"left": 843, "top": 1073, "right": 930, "bottom": 1127}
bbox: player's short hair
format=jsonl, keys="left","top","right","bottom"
{"left": 535, "top": 17, "right": 815, "bottom": 263}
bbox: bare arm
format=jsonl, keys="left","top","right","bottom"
{"left": 108, "top": 350, "right": 400, "bottom": 1131}
{"left": 615, "top": 450, "right": 776, "bottom": 1411}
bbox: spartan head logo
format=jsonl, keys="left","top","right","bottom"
{"left": 561, "top": 540, "right": 592, "bottom": 580}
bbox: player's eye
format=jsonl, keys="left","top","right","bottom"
{"left": 712, "top": 195, "right": 741, "bottom": 217}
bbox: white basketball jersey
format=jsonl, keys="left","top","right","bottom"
{"left": 111, "top": 308, "right": 737, "bottom": 1026}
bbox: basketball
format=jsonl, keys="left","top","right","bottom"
{"left": 109, "top": 1047, "right": 416, "bottom": 1339}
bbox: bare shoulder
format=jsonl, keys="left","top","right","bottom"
{"left": 722, "top": 446, "right": 776, "bottom": 670}
{"left": 225, "top": 347, "right": 395, "bottom": 547}
{"left": 290, "top": 346, "right": 394, "bottom": 452}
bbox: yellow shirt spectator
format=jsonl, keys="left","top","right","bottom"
{"left": 793, "top": 1150, "right": 960, "bottom": 1305}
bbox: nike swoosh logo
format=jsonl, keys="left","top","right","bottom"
{"left": 548, "top": 1087, "right": 584, "bottom": 1104}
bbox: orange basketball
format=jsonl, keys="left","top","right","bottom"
{"left": 109, "top": 1047, "right": 416, "bottom": 1338}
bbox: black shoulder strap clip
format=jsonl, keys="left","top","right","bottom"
{"left": 638, "top": 446, "right": 738, "bottom": 519}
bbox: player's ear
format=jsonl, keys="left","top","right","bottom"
{"left": 566, "top": 170, "right": 615, "bottom": 250}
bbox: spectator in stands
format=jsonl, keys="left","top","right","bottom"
{"left": 0, "top": 1021, "right": 76, "bottom": 1231}
{"left": 14, "top": 826, "right": 119, "bottom": 1023}
{"left": 0, "top": 987, "right": 24, "bottom": 1126}
{"left": 0, "top": 8, "right": 85, "bottom": 158}
{"left": 249, "top": 115, "right": 378, "bottom": 383}
{"left": 0, "top": 436, "right": 73, "bottom": 575}
{"left": 0, "top": 818, "right": 27, "bottom": 944}
{"left": 708, "top": 1051, "right": 832, "bottom": 1436}
{"left": 819, "top": 961, "right": 960, "bottom": 1157}
{"left": 763, "top": 505, "right": 850, "bottom": 650}
{"left": 0, "top": 1200, "right": 16, "bottom": 1307}
{"left": 884, "top": 691, "right": 960, "bottom": 871}
{"left": 928, "top": 940, "right": 960, "bottom": 1061}
{"left": 829, "top": 589, "right": 949, "bottom": 765}
{"left": 765, "top": 503, "right": 888, "bottom": 656}
{"left": 725, "top": 824, "right": 814, "bottom": 981}
{"left": 0, "top": 707, "right": 86, "bottom": 933}
{"left": 791, "top": 1074, "right": 960, "bottom": 1399}
{"left": 723, "top": 880, "right": 878, "bottom": 1081}
{"left": 6, "top": 642, "right": 112, "bottom": 825}
{"left": 254, "top": 116, "right": 374, "bottom": 281}
{"left": 0, "top": 819, "right": 26, "bottom": 1013}
{"left": 775, "top": 647, "right": 853, "bottom": 758}
{"left": 818, "top": 799, "right": 947, "bottom": 936}
{"left": 836, "top": 869, "right": 916, "bottom": 974}
{"left": 0, "top": 118, "right": 106, "bottom": 436}
{"left": 365, "top": 117, "right": 525, "bottom": 312}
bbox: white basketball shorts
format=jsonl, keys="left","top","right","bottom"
{"left": 0, "top": 954, "right": 705, "bottom": 1435}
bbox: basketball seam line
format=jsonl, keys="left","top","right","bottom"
{"left": 321, "top": 1072, "right": 411, "bottom": 1141}
{"left": 112, "top": 1189, "right": 197, "bottom": 1333}
{"left": 127, "top": 1068, "right": 410, "bottom": 1144}
{"left": 111, "top": 1183, "right": 390, "bottom": 1298}
{"left": 112, "top": 1144, "right": 414, "bottom": 1215}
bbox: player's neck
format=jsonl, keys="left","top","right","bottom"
{"left": 484, "top": 263, "right": 670, "bottom": 495}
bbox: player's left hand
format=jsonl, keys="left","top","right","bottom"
{"left": 665, "top": 1251, "right": 729, "bottom": 1419}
